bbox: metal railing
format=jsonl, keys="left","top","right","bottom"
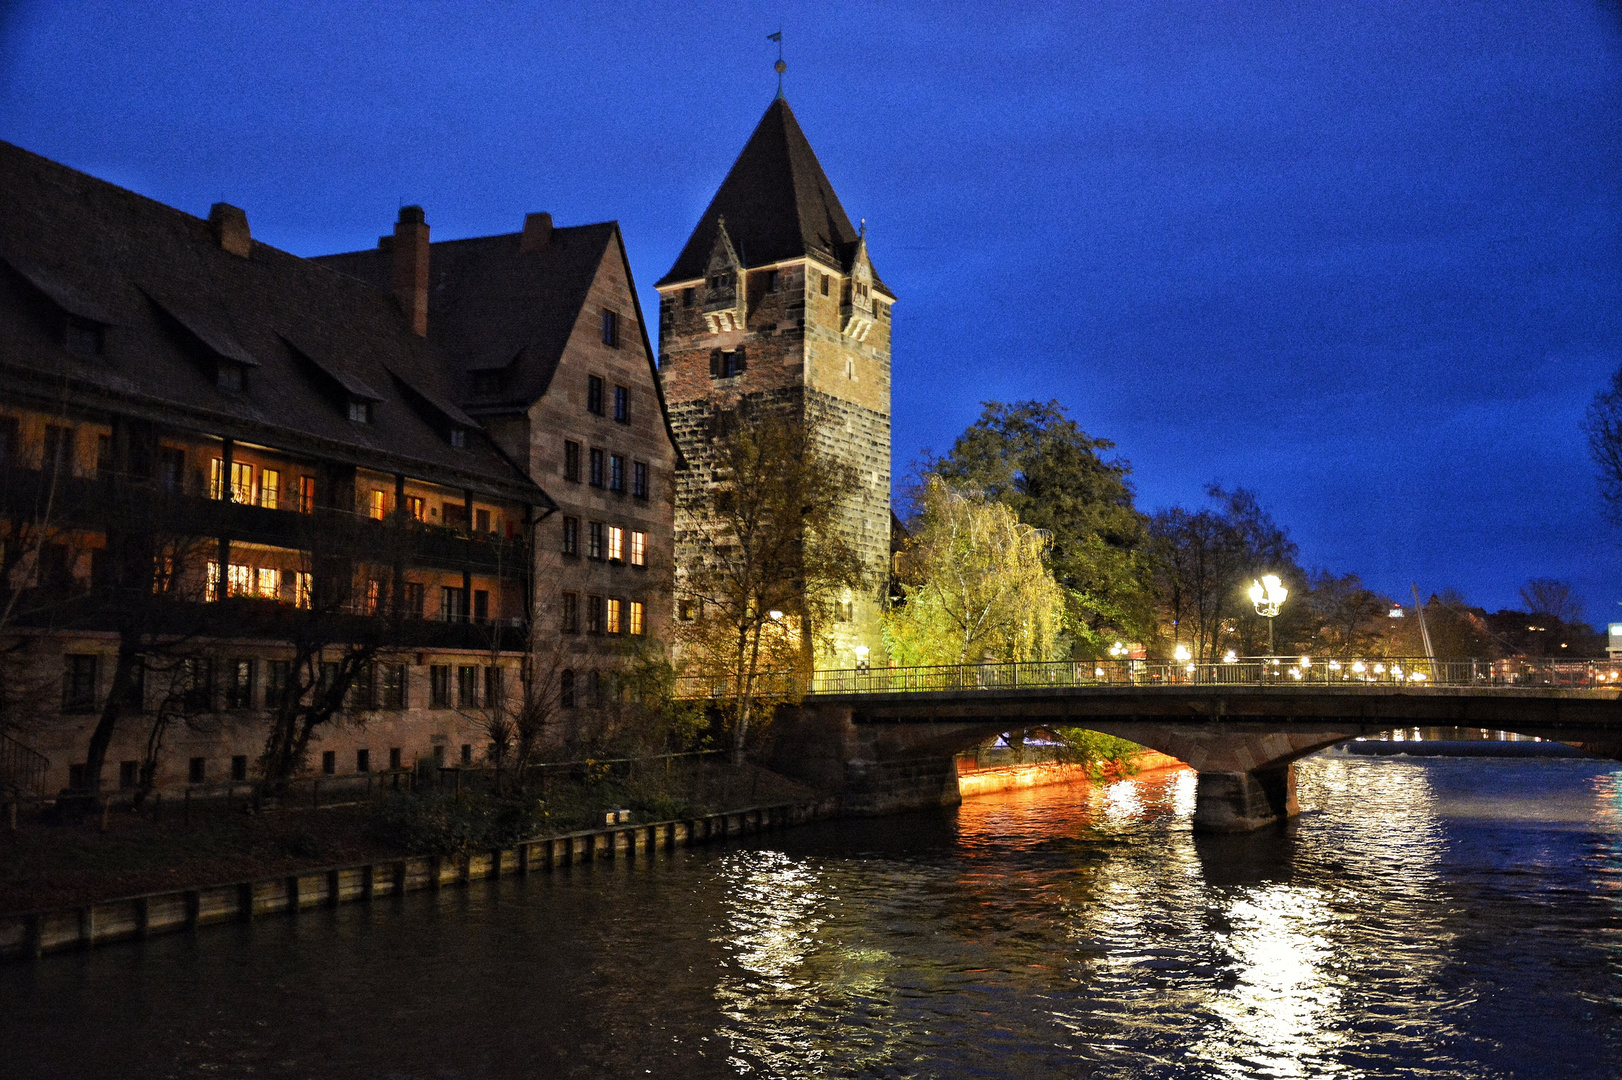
{"left": 0, "top": 732, "right": 49, "bottom": 799}
{"left": 675, "top": 657, "right": 1622, "bottom": 699}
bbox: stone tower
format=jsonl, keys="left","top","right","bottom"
{"left": 656, "top": 97, "right": 894, "bottom": 667}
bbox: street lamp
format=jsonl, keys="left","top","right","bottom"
{"left": 1248, "top": 574, "right": 1288, "bottom": 656}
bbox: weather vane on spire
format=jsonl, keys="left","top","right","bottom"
{"left": 769, "top": 30, "right": 785, "bottom": 99}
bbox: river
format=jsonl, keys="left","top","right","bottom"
{"left": 4, "top": 754, "right": 1620, "bottom": 1079}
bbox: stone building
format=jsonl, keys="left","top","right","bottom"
{"left": 0, "top": 137, "right": 674, "bottom": 797}
{"left": 655, "top": 97, "right": 895, "bottom": 666}
{"left": 317, "top": 210, "right": 678, "bottom": 707}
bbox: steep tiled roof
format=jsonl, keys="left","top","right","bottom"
{"left": 316, "top": 224, "right": 613, "bottom": 411}
{"left": 0, "top": 140, "right": 550, "bottom": 507}
{"left": 658, "top": 98, "right": 888, "bottom": 293}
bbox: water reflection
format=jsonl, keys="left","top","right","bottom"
{"left": 4, "top": 757, "right": 1618, "bottom": 1079}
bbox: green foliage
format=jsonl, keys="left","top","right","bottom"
{"left": 884, "top": 478, "right": 1068, "bottom": 666}
{"left": 370, "top": 791, "right": 550, "bottom": 856}
{"left": 931, "top": 400, "right": 1152, "bottom": 647}
{"left": 1053, "top": 728, "right": 1146, "bottom": 780}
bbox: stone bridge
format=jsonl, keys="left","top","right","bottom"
{"left": 748, "top": 661, "right": 1622, "bottom": 832}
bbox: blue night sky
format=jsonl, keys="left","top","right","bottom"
{"left": 2, "top": 2, "right": 1618, "bottom": 618}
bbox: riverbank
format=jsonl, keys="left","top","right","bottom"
{"left": 0, "top": 795, "right": 840, "bottom": 963}
{"left": 0, "top": 758, "right": 816, "bottom": 916}
{"left": 957, "top": 750, "right": 1186, "bottom": 797}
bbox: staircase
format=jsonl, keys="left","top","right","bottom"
{"left": 0, "top": 731, "right": 49, "bottom": 799}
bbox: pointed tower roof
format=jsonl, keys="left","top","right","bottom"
{"left": 659, "top": 98, "right": 880, "bottom": 289}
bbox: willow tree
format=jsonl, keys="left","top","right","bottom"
{"left": 883, "top": 477, "right": 1067, "bottom": 666}
{"left": 675, "top": 407, "right": 864, "bottom": 762}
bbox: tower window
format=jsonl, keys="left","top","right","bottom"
{"left": 589, "top": 447, "right": 605, "bottom": 487}
{"left": 614, "top": 385, "right": 629, "bottom": 423}
{"left": 710, "top": 348, "right": 746, "bottom": 379}
{"left": 587, "top": 375, "right": 604, "bottom": 415}
{"left": 609, "top": 454, "right": 625, "bottom": 493}
{"left": 820, "top": 272, "right": 830, "bottom": 296}
{"left": 348, "top": 400, "right": 372, "bottom": 424}
{"left": 632, "top": 460, "right": 648, "bottom": 499}
{"left": 448, "top": 427, "right": 466, "bottom": 448}
{"left": 564, "top": 440, "right": 581, "bottom": 482}
{"left": 682, "top": 288, "right": 694, "bottom": 308}
{"left": 65, "top": 317, "right": 104, "bottom": 359}
{"left": 217, "top": 361, "right": 244, "bottom": 392}
{"left": 601, "top": 309, "right": 620, "bottom": 347}
{"left": 561, "top": 516, "right": 579, "bottom": 556}
{"left": 764, "top": 269, "right": 779, "bottom": 293}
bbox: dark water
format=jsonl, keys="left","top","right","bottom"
{"left": 4, "top": 755, "right": 1620, "bottom": 1079}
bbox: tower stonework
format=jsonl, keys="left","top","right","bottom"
{"left": 656, "top": 98, "right": 894, "bottom": 666}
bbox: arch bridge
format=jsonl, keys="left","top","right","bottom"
{"left": 746, "top": 658, "right": 1622, "bottom": 832}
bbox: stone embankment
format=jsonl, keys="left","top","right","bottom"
{"left": 0, "top": 797, "right": 839, "bottom": 964}
{"left": 956, "top": 751, "right": 1186, "bottom": 797}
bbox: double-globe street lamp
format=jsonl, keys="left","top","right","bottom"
{"left": 1248, "top": 574, "right": 1288, "bottom": 657}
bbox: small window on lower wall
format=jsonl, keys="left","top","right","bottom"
{"left": 188, "top": 757, "right": 206, "bottom": 784}
{"left": 119, "top": 761, "right": 138, "bottom": 789}
{"left": 356, "top": 748, "right": 370, "bottom": 773}
{"left": 562, "top": 592, "right": 580, "bottom": 633}
{"left": 231, "top": 755, "right": 248, "bottom": 782}
{"left": 389, "top": 747, "right": 402, "bottom": 771}
{"left": 560, "top": 669, "right": 575, "bottom": 708}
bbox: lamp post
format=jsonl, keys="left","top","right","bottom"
{"left": 1248, "top": 574, "right": 1288, "bottom": 657}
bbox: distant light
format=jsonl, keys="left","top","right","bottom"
{"left": 1174, "top": 645, "right": 1192, "bottom": 662}
{"left": 1374, "top": 663, "right": 1386, "bottom": 674}
{"left": 1223, "top": 650, "right": 1238, "bottom": 663}
{"left": 1411, "top": 671, "right": 1426, "bottom": 681}
{"left": 1328, "top": 660, "right": 1342, "bottom": 671}
{"left": 854, "top": 644, "right": 869, "bottom": 657}
{"left": 1095, "top": 666, "right": 1106, "bottom": 677}
{"left": 1352, "top": 661, "right": 1366, "bottom": 673}
{"left": 1389, "top": 607, "right": 1405, "bottom": 618}
{"left": 1185, "top": 663, "right": 1196, "bottom": 674}
{"left": 1288, "top": 667, "right": 1302, "bottom": 679}
{"left": 769, "top": 610, "right": 784, "bottom": 621}
{"left": 1300, "top": 656, "right": 1312, "bottom": 668}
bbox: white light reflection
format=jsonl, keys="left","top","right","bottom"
{"left": 1193, "top": 885, "right": 1349, "bottom": 1077}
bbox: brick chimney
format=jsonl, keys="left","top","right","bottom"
{"left": 208, "top": 203, "right": 252, "bottom": 258}
{"left": 391, "top": 205, "right": 430, "bottom": 336}
{"left": 521, "top": 211, "right": 553, "bottom": 253}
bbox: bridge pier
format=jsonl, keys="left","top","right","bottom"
{"left": 1192, "top": 766, "right": 1298, "bottom": 833}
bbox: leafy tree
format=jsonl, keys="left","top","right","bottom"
{"left": 931, "top": 400, "right": 1150, "bottom": 650}
{"left": 883, "top": 477, "right": 1068, "bottom": 666}
{"left": 675, "top": 407, "right": 864, "bottom": 762}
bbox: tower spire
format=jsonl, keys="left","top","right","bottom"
{"left": 769, "top": 30, "right": 785, "bottom": 99}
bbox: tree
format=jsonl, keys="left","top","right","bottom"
{"left": 1298, "top": 571, "right": 1391, "bottom": 658}
{"left": 883, "top": 477, "right": 1068, "bottom": 666}
{"left": 1584, "top": 366, "right": 1622, "bottom": 520}
{"left": 931, "top": 400, "right": 1151, "bottom": 650}
{"left": 675, "top": 407, "right": 864, "bottom": 762}
{"left": 1147, "top": 485, "right": 1299, "bottom": 660}
{"left": 1519, "top": 578, "right": 1583, "bottom": 624}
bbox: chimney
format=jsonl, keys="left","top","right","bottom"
{"left": 391, "top": 205, "right": 430, "bottom": 336}
{"left": 208, "top": 203, "right": 252, "bottom": 258}
{"left": 521, "top": 212, "right": 553, "bottom": 253}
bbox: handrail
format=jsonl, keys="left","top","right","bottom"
{"left": 673, "top": 657, "right": 1622, "bottom": 699}
{"left": 0, "top": 732, "right": 50, "bottom": 799}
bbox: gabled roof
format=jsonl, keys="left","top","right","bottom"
{"left": 316, "top": 223, "right": 682, "bottom": 464}
{"left": 658, "top": 97, "right": 888, "bottom": 294}
{"left": 0, "top": 139, "right": 550, "bottom": 508}
{"left": 315, "top": 224, "right": 617, "bottom": 410}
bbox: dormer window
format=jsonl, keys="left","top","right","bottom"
{"left": 347, "top": 400, "right": 373, "bottom": 424}
{"left": 217, "top": 360, "right": 245, "bottom": 392}
{"left": 682, "top": 288, "right": 694, "bottom": 308}
{"left": 448, "top": 427, "right": 466, "bottom": 449}
{"left": 472, "top": 371, "right": 501, "bottom": 395}
{"left": 709, "top": 274, "right": 730, "bottom": 292}
{"left": 64, "top": 316, "right": 103, "bottom": 359}
{"left": 763, "top": 269, "right": 779, "bottom": 293}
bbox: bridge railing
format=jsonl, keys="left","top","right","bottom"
{"left": 805, "top": 657, "right": 1622, "bottom": 695}
{"left": 672, "top": 657, "right": 1622, "bottom": 700}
